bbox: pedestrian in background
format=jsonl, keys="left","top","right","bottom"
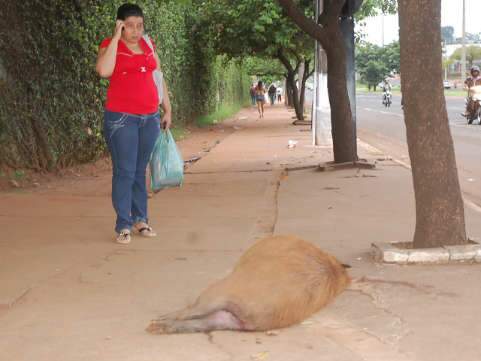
{"left": 250, "top": 84, "right": 257, "bottom": 106}
{"left": 255, "top": 81, "right": 266, "bottom": 118}
{"left": 268, "top": 83, "right": 277, "bottom": 105}
{"left": 276, "top": 86, "right": 282, "bottom": 103}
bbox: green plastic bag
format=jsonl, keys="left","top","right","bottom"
{"left": 149, "top": 129, "right": 184, "bottom": 192}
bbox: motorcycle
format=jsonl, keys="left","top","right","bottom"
{"left": 382, "top": 91, "right": 392, "bottom": 108}
{"left": 464, "top": 85, "right": 481, "bottom": 125}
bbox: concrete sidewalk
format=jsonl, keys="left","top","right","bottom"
{"left": 1, "top": 105, "right": 481, "bottom": 361}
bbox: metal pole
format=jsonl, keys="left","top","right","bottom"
{"left": 340, "top": 13, "right": 357, "bottom": 159}
{"left": 381, "top": 14, "right": 385, "bottom": 47}
{"left": 311, "top": 0, "right": 319, "bottom": 142}
{"left": 313, "top": 0, "right": 333, "bottom": 146}
{"left": 313, "top": 0, "right": 323, "bottom": 145}
{"left": 461, "top": 0, "right": 467, "bottom": 78}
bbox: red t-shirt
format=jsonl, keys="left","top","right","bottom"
{"left": 100, "top": 37, "right": 159, "bottom": 114}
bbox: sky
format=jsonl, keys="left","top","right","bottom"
{"left": 359, "top": 0, "right": 481, "bottom": 46}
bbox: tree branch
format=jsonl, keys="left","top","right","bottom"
{"left": 253, "top": 71, "right": 286, "bottom": 77}
{"left": 277, "top": 0, "right": 328, "bottom": 46}
{"left": 277, "top": 48, "right": 295, "bottom": 74}
{"left": 286, "top": 49, "right": 302, "bottom": 74}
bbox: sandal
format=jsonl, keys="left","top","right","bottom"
{"left": 134, "top": 223, "right": 157, "bottom": 237}
{"left": 116, "top": 229, "right": 131, "bottom": 244}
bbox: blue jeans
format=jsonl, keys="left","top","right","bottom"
{"left": 103, "top": 110, "right": 160, "bottom": 233}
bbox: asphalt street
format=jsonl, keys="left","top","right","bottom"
{"left": 357, "top": 92, "right": 481, "bottom": 209}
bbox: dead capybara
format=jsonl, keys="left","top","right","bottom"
{"left": 146, "top": 235, "right": 350, "bottom": 334}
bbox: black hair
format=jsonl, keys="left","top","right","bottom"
{"left": 257, "top": 80, "right": 263, "bottom": 88}
{"left": 116, "top": 3, "right": 144, "bottom": 20}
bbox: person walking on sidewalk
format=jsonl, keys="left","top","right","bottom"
{"left": 268, "top": 83, "right": 277, "bottom": 105}
{"left": 255, "top": 81, "right": 266, "bottom": 118}
{"left": 249, "top": 84, "right": 257, "bottom": 106}
{"left": 96, "top": 3, "right": 172, "bottom": 244}
{"left": 276, "top": 86, "right": 282, "bottom": 103}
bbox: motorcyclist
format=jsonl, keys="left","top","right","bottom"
{"left": 464, "top": 65, "right": 481, "bottom": 89}
{"left": 463, "top": 66, "right": 481, "bottom": 121}
{"left": 381, "top": 78, "right": 392, "bottom": 105}
{"left": 381, "top": 78, "right": 392, "bottom": 92}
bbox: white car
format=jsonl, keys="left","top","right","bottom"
{"left": 443, "top": 80, "right": 453, "bottom": 89}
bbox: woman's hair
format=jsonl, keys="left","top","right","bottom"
{"left": 257, "top": 81, "right": 263, "bottom": 88}
{"left": 116, "top": 3, "right": 144, "bottom": 20}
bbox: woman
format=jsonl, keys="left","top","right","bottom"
{"left": 255, "top": 81, "right": 265, "bottom": 118}
{"left": 96, "top": 3, "right": 172, "bottom": 244}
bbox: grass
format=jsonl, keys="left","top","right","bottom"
{"left": 165, "top": 103, "right": 245, "bottom": 142}
{"left": 444, "top": 89, "right": 466, "bottom": 97}
{"left": 169, "top": 126, "right": 188, "bottom": 141}
{"left": 164, "top": 103, "right": 246, "bottom": 142}
{"left": 196, "top": 104, "right": 243, "bottom": 128}
{"left": 14, "top": 169, "right": 25, "bottom": 180}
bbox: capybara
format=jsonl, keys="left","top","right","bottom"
{"left": 146, "top": 235, "right": 350, "bottom": 334}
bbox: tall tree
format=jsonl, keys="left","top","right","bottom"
{"left": 399, "top": 0, "right": 467, "bottom": 247}
{"left": 356, "top": 41, "right": 399, "bottom": 88}
{"left": 362, "top": 60, "right": 387, "bottom": 90}
{"left": 277, "top": 0, "right": 358, "bottom": 163}
{"left": 196, "top": 0, "right": 314, "bottom": 120}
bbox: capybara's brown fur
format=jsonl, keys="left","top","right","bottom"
{"left": 147, "top": 235, "right": 350, "bottom": 334}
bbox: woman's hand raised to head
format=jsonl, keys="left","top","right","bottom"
{"left": 113, "top": 20, "right": 125, "bottom": 41}
{"left": 96, "top": 21, "right": 124, "bottom": 78}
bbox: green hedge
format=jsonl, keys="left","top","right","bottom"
{"left": 0, "top": 0, "right": 250, "bottom": 171}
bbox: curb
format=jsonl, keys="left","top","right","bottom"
{"left": 371, "top": 241, "right": 481, "bottom": 264}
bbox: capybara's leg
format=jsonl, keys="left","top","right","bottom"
{"left": 146, "top": 310, "right": 243, "bottom": 334}
{"left": 153, "top": 296, "right": 225, "bottom": 323}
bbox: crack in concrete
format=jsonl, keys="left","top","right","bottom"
{"left": 0, "top": 287, "right": 31, "bottom": 311}
{"left": 186, "top": 169, "right": 274, "bottom": 175}
{"left": 347, "top": 280, "right": 411, "bottom": 346}
{"left": 354, "top": 277, "right": 458, "bottom": 298}
{"left": 249, "top": 170, "right": 285, "bottom": 241}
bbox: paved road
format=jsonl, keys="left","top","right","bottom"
{"left": 357, "top": 92, "right": 481, "bottom": 207}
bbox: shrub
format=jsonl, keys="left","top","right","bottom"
{"left": 0, "top": 0, "right": 249, "bottom": 170}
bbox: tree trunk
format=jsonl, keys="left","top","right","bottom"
{"left": 286, "top": 70, "right": 304, "bottom": 120}
{"left": 30, "top": 117, "right": 55, "bottom": 171}
{"left": 278, "top": 50, "right": 303, "bottom": 120}
{"left": 286, "top": 80, "right": 293, "bottom": 106}
{"left": 299, "top": 60, "right": 312, "bottom": 118}
{"left": 324, "top": 30, "right": 357, "bottom": 163}
{"left": 276, "top": 0, "right": 357, "bottom": 163}
{"left": 399, "top": 0, "right": 467, "bottom": 247}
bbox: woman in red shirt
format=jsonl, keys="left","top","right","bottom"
{"left": 96, "top": 3, "right": 172, "bottom": 244}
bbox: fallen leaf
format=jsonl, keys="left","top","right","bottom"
{"left": 251, "top": 351, "right": 269, "bottom": 360}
